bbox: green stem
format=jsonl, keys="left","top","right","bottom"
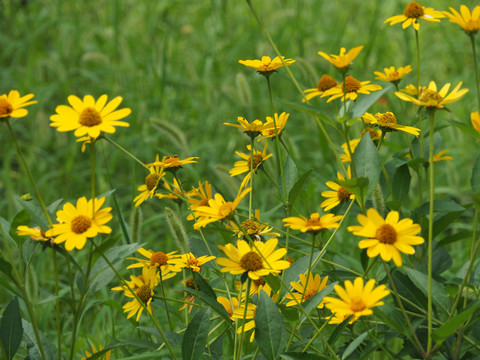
{"left": 237, "top": 278, "right": 251, "bottom": 360}
{"left": 160, "top": 271, "right": 174, "bottom": 331}
{"left": 415, "top": 29, "right": 421, "bottom": 99}
{"left": 470, "top": 34, "right": 480, "bottom": 109}
{"left": 103, "top": 135, "right": 147, "bottom": 168}
{"left": 249, "top": 137, "right": 254, "bottom": 219}
{"left": 260, "top": 168, "right": 279, "bottom": 188}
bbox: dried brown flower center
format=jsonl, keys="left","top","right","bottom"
{"left": 304, "top": 289, "right": 317, "bottom": 300}
{"left": 253, "top": 278, "right": 265, "bottom": 287}
{"left": 337, "top": 186, "right": 352, "bottom": 202}
{"left": 376, "top": 224, "right": 397, "bottom": 244}
{"left": 344, "top": 76, "right": 361, "bottom": 93}
{"left": 0, "top": 99, "right": 13, "bottom": 116}
{"left": 136, "top": 285, "right": 152, "bottom": 304}
{"left": 198, "top": 198, "right": 209, "bottom": 207}
{"left": 184, "top": 277, "right": 195, "bottom": 289}
{"left": 150, "top": 251, "right": 168, "bottom": 266}
{"left": 404, "top": 1, "right": 424, "bottom": 19}
{"left": 378, "top": 113, "right": 397, "bottom": 126}
{"left": 240, "top": 251, "right": 263, "bottom": 272}
{"left": 241, "top": 219, "right": 261, "bottom": 235}
{"left": 145, "top": 173, "right": 161, "bottom": 191}
{"left": 317, "top": 75, "right": 337, "bottom": 92}
{"left": 71, "top": 215, "right": 92, "bottom": 234}
{"left": 218, "top": 202, "right": 235, "bottom": 218}
{"left": 249, "top": 154, "right": 264, "bottom": 170}
{"left": 79, "top": 107, "right": 102, "bottom": 127}
{"left": 419, "top": 89, "right": 443, "bottom": 104}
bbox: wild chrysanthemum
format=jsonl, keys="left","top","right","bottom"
{"left": 340, "top": 138, "right": 360, "bottom": 163}
{"left": 46, "top": 197, "right": 112, "bottom": 251}
{"left": 395, "top": 81, "right": 468, "bottom": 109}
{"left": 283, "top": 213, "right": 343, "bottom": 234}
{"left": 17, "top": 226, "right": 49, "bottom": 242}
{"left": 362, "top": 112, "right": 420, "bottom": 136}
{"left": 374, "top": 65, "right": 412, "bottom": 84}
{"left": 217, "top": 296, "right": 239, "bottom": 321}
{"left": 122, "top": 266, "right": 158, "bottom": 321}
{"left": 224, "top": 116, "right": 268, "bottom": 139}
{"left": 227, "top": 209, "right": 280, "bottom": 240}
{"left": 321, "top": 167, "right": 354, "bottom": 212}
{"left": 317, "top": 46, "right": 364, "bottom": 71}
{"left": 81, "top": 344, "right": 111, "bottom": 360}
{"left": 146, "top": 155, "right": 198, "bottom": 173}
{"left": 229, "top": 142, "right": 273, "bottom": 189}
{"left": 322, "top": 75, "right": 382, "bottom": 103}
{"left": 444, "top": 5, "right": 480, "bottom": 35}
{"left": 324, "top": 277, "right": 390, "bottom": 324}
{"left": 50, "top": 95, "right": 131, "bottom": 139}
{"left": 385, "top": 2, "right": 445, "bottom": 31}
{"left": 186, "top": 181, "right": 214, "bottom": 221}
{"left": 239, "top": 56, "right": 295, "bottom": 75}
{"left": 126, "top": 248, "right": 181, "bottom": 279}
{"left": 303, "top": 75, "right": 338, "bottom": 102}
{"left": 169, "top": 252, "right": 216, "bottom": 272}
{"left": 286, "top": 273, "right": 329, "bottom": 308}
{"left": 0, "top": 90, "right": 37, "bottom": 119}
{"left": 133, "top": 155, "right": 166, "bottom": 207}
{"left": 233, "top": 302, "right": 257, "bottom": 342}
{"left": 257, "top": 112, "right": 289, "bottom": 141}
{"left": 236, "top": 277, "right": 274, "bottom": 300}
{"left": 217, "top": 238, "right": 290, "bottom": 280}
{"left": 348, "top": 208, "right": 424, "bottom": 266}
{"left": 472, "top": 112, "right": 480, "bottom": 134}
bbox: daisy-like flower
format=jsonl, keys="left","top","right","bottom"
{"left": 229, "top": 142, "right": 273, "bottom": 189}
{"left": 395, "top": 81, "right": 468, "bottom": 110}
{"left": 235, "top": 277, "right": 274, "bottom": 301}
{"left": 286, "top": 272, "right": 329, "bottom": 308}
{"left": 0, "top": 90, "right": 37, "bottom": 119}
{"left": 472, "top": 112, "right": 480, "bottom": 134}
{"left": 126, "top": 248, "right": 181, "bottom": 279}
{"left": 374, "top": 65, "right": 412, "bottom": 84}
{"left": 217, "top": 296, "right": 239, "bottom": 321}
{"left": 443, "top": 5, "right": 480, "bottom": 35}
{"left": 50, "top": 95, "right": 131, "bottom": 139}
{"left": 303, "top": 75, "right": 338, "bottom": 102}
{"left": 227, "top": 209, "right": 280, "bottom": 240}
{"left": 348, "top": 208, "right": 424, "bottom": 266}
{"left": 283, "top": 212, "right": 343, "bottom": 234}
{"left": 317, "top": 46, "right": 364, "bottom": 71}
{"left": 133, "top": 155, "right": 166, "bottom": 207}
{"left": 146, "top": 155, "right": 198, "bottom": 173}
{"left": 122, "top": 266, "right": 158, "bottom": 321}
{"left": 156, "top": 178, "right": 183, "bottom": 200}
{"left": 257, "top": 112, "right": 289, "bottom": 141}
{"left": 238, "top": 56, "right": 295, "bottom": 75}
{"left": 81, "top": 344, "right": 111, "bottom": 360}
{"left": 46, "top": 197, "right": 112, "bottom": 251}
{"left": 384, "top": 2, "right": 445, "bottom": 31}
{"left": 186, "top": 181, "right": 214, "bottom": 220}
{"left": 362, "top": 112, "right": 420, "bottom": 136}
{"left": 399, "top": 84, "right": 426, "bottom": 96}
{"left": 224, "top": 116, "right": 269, "bottom": 139}
{"left": 322, "top": 75, "right": 382, "bottom": 103}
{"left": 432, "top": 150, "right": 452, "bottom": 162}
{"left": 233, "top": 302, "right": 257, "bottom": 342}
{"left": 324, "top": 277, "right": 390, "bottom": 324}
{"left": 321, "top": 167, "right": 354, "bottom": 212}
{"left": 340, "top": 138, "right": 360, "bottom": 163}
{"left": 217, "top": 238, "right": 290, "bottom": 280}
{"left": 169, "top": 252, "right": 216, "bottom": 272}
{"left": 17, "top": 225, "right": 49, "bottom": 242}
{"left": 192, "top": 187, "right": 251, "bottom": 229}
{"left": 361, "top": 127, "right": 383, "bottom": 142}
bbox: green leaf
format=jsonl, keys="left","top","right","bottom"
{"left": 182, "top": 307, "right": 211, "bottom": 360}
{"left": 255, "top": 290, "right": 286, "bottom": 360}
{"left": 349, "top": 84, "right": 393, "bottom": 119}
{"left": 0, "top": 297, "right": 23, "bottom": 360}
{"left": 300, "top": 283, "right": 336, "bottom": 321}
{"left": 283, "top": 101, "right": 334, "bottom": 126}
{"left": 22, "top": 319, "right": 57, "bottom": 360}
{"left": 281, "top": 352, "right": 329, "bottom": 360}
{"left": 0, "top": 258, "right": 13, "bottom": 280}
{"left": 342, "top": 331, "right": 368, "bottom": 359}
{"left": 391, "top": 164, "right": 411, "bottom": 202}
{"left": 404, "top": 268, "right": 451, "bottom": 312}
{"left": 352, "top": 134, "right": 381, "bottom": 199}
{"left": 283, "top": 155, "right": 298, "bottom": 201}
{"left": 471, "top": 154, "right": 480, "bottom": 192}
{"left": 432, "top": 247, "right": 452, "bottom": 275}
{"left": 9, "top": 209, "right": 31, "bottom": 246}
{"left": 327, "top": 314, "right": 353, "bottom": 346}
{"left": 374, "top": 307, "right": 408, "bottom": 336}
{"left": 17, "top": 198, "right": 49, "bottom": 230}
{"left": 338, "top": 177, "right": 369, "bottom": 199}
{"left": 433, "top": 301, "right": 480, "bottom": 344}
{"left": 288, "top": 169, "right": 312, "bottom": 207}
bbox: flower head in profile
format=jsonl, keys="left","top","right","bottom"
{"left": 186, "top": 181, "right": 214, "bottom": 220}
{"left": 134, "top": 155, "right": 166, "bottom": 207}
{"left": 283, "top": 213, "right": 343, "bottom": 234}
{"left": 340, "top": 138, "right": 360, "bottom": 163}
{"left": 432, "top": 150, "right": 453, "bottom": 162}
{"left": 239, "top": 56, "right": 295, "bottom": 75}
{"left": 126, "top": 248, "right": 181, "bottom": 279}
{"left": 81, "top": 344, "right": 111, "bottom": 360}
{"left": 217, "top": 296, "right": 239, "bottom": 321}
{"left": 233, "top": 302, "right": 257, "bottom": 342}
{"left": 122, "top": 266, "right": 158, "bottom": 321}
{"left": 229, "top": 142, "right": 273, "bottom": 189}
{"left": 50, "top": 95, "right": 131, "bottom": 139}
{"left": 217, "top": 238, "right": 290, "bottom": 280}
{"left": 46, "top": 197, "right": 112, "bottom": 251}
{"left": 317, "top": 46, "right": 364, "bottom": 71}
{"left": 224, "top": 116, "right": 268, "bottom": 139}
{"left": 236, "top": 277, "right": 274, "bottom": 300}
{"left": 348, "top": 208, "right": 424, "bottom": 266}
{"left": 321, "top": 167, "right": 354, "bottom": 212}
{"left": 17, "top": 226, "right": 49, "bottom": 242}
{"left": 362, "top": 112, "right": 420, "bottom": 136}
{"left": 322, "top": 75, "right": 382, "bottom": 103}
{"left": 227, "top": 209, "right": 280, "bottom": 240}
{"left": 395, "top": 81, "right": 468, "bottom": 110}
{"left": 303, "top": 75, "right": 338, "bottom": 102}
{"left": 146, "top": 155, "right": 198, "bottom": 173}
{"left": 286, "top": 272, "right": 329, "bottom": 308}
{"left": 472, "top": 112, "right": 480, "bottom": 134}
{"left": 0, "top": 90, "right": 37, "bottom": 120}
{"left": 444, "top": 5, "right": 480, "bottom": 35}
{"left": 324, "top": 277, "right": 390, "bottom": 324}
{"left": 169, "top": 253, "right": 216, "bottom": 272}
{"left": 374, "top": 65, "right": 412, "bottom": 84}
{"left": 156, "top": 178, "right": 183, "bottom": 201}
{"left": 257, "top": 112, "right": 289, "bottom": 141}
{"left": 385, "top": 2, "right": 445, "bottom": 30}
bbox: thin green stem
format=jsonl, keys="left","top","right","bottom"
{"left": 260, "top": 167, "right": 279, "bottom": 188}
{"left": 237, "top": 278, "right": 251, "bottom": 360}
{"left": 249, "top": 137, "right": 254, "bottom": 219}
{"left": 159, "top": 271, "right": 174, "bottom": 331}
{"left": 470, "top": 34, "right": 480, "bottom": 109}
{"left": 415, "top": 29, "right": 421, "bottom": 100}
{"left": 103, "top": 135, "right": 147, "bottom": 168}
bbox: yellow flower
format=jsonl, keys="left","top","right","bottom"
{"left": 192, "top": 187, "right": 251, "bottom": 229}
{"left": 432, "top": 150, "right": 452, "bottom": 162}
{"left": 16, "top": 226, "right": 49, "bottom": 242}
{"left": 362, "top": 112, "right": 420, "bottom": 136}
{"left": 303, "top": 75, "right": 338, "bottom": 102}
{"left": 217, "top": 296, "right": 239, "bottom": 321}
{"left": 76, "top": 136, "right": 92, "bottom": 153}
{"left": 283, "top": 213, "right": 343, "bottom": 234}
{"left": 186, "top": 181, "right": 214, "bottom": 220}
{"left": 233, "top": 302, "right": 257, "bottom": 342}
{"left": 179, "top": 277, "right": 198, "bottom": 313}
{"left": 321, "top": 167, "right": 354, "bottom": 212}
{"left": 50, "top": 95, "right": 131, "bottom": 139}
{"left": 169, "top": 252, "right": 216, "bottom": 272}
{"left": 227, "top": 209, "right": 280, "bottom": 240}
{"left": 126, "top": 248, "right": 181, "bottom": 279}
{"left": 317, "top": 46, "right": 364, "bottom": 70}
{"left": 395, "top": 81, "right": 468, "bottom": 109}
{"left": 321, "top": 75, "right": 382, "bottom": 103}
{"left": 156, "top": 178, "right": 183, "bottom": 200}
{"left": 146, "top": 155, "right": 198, "bottom": 173}
{"left": 340, "top": 138, "right": 360, "bottom": 163}
{"left": 46, "top": 197, "right": 112, "bottom": 251}
{"left": 81, "top": 344, "right": 111, "bottom": 360}
{"left": 122, "top": 266, "right": 158, "bottom": 321}
{"left": 0, "top": 90, "right": 37, "bottom": 119}
{"left": 257, "top": 112, "right": 289, "bottom": 141}
{"left": 385, "top": 1, "right": 445, "bottom": 31}
{"left": 374, "top": 65, "right": 412, "bottom": 84}
{"left": 224, "top": 116, "right": 269, "bottom": 139}
{"left": 239, "top": 56, "right": 295, "bottom": 74}
{"left": 235, "top": 277, "right": 274, "bottom": 300}
{"left": 286, "top": 272, "right": 329, "bottom": 308}
{"left": 229, "top": 142, "right": 273, "bottom": 189}
{"left": 399, "top": 84, "right": 426, "bottom": 96}
{"left": 133, "top": 155, "right": 166, "bottom": 207}
{"left": 217, "top": 238, "right": 290, "bottom": 280}
{"left": 324, "top": 277, "right": 390, "bottom": 324}
{"left": 347, "top": 208, "right": 424, "bottom": 266}
{"left": 444, "top": 5, "right": 480, "bottom": 35}
{"left": 472, "top": 112, "right": 480, "bottom": 134}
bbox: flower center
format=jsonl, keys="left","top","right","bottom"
{"left": 253, "top": 278, "right": 265, "bottom": 287}
{"left": 376, "top": 224, "right": 397, "bottom": 244}
{"left": 135, "top": 285, "right": 152, "bottom": 304}
{"left": 218, "top": 202, "right": 235, "bottom": 218}
{"left": 344, "top": 76, "right": 361, "bottom": 93}
{"left": 79, "top": 107, "right": 102, "bottom": 127}
{"left": 404, "top": 1, "right": 424, "bottom": 19}
{"left": 389, "top": 71, "right": 400, "bottom": 81}
{"left": 304, "top": 289, "right": 317, "bottom": 300}
{"left": 378, "top": 112, "right": 397, "bottom": 126}
{"left": 337, "top": 186, "right": 352, "bottom": 202}
{"left": 419, "top": 89, "right": 444, "bottom": 105}
{"left": 145, "top": 173, "right": 161, "bottom": 191}
{"left": 350, "top": 297, "right": 367, "bottom": 312}
{"left": 241, "top": 219, "right": 260, "bottom": 235}
{"left": 165, "top": 155, "right": 179, "bottom": 166}
{"left": 70, "top": 215, "right": 92, "bottom": 234}
{"left": 317, "top": 75, "right": 337, "bottom": 92}
{"left": 249, "top": 154, "right": 264, "bottom": 171}
{"left": 0, "top": 99, "right": 13, "bottom": 116}
{"left": 184, "top": 277, "right": 196, "bottom": 289}
{"left": 198, "top": 198, "right": 209, "bottom": 206}
{"left": 305, "top": 218, "right": 322, "bottom": 227}
{"left": 150, "top": 251, "right": 168, "bottom": 266}
{"left": 240, "top": 251, "right": 263, "bottom": 272}
{"left": 186, "top": 256, "right": 199, "bottom": 268}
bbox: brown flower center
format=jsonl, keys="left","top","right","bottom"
{"left": 150, "top": 251, "right": 168, "bottom": 266}
{"left": 389, "top": 71, "right": 400, "bottom": 81}
{"left": 350, "top": 297, "right": 367, "bottom": 312}
{"left": 0, "top": 99, "right": 13, "bottom": 116}
{"left": 165, "top": 155, "right": 179, "bottom": 166}
{"left": 376, "top": 224, "right": 397, "bottom": 244}
{"left": 337, "top": 186, "right": 352, "bottom": 202}
{"left": 186, "top": 256, "right": 199, "bottom": 268}
{"left": 184, "top": 277, "right": 196, "bottom": 289}
{"left": 145, "top": 173, "right": 161, "bottom": 191}
{"left": 197, "top": 198, "right": 209, "bottom": 206}
{"left": 240, "top": 251, "right": 263, "bottom": 272}
{"left": 304, "top": 289, "right": 317, "bottom": 300}
{"left": 253, "top": 278, "right": 265, "bottom": 287}
{"left": 378, "top": 113, "right": 398, "bottom": 126}
{"left": 344, "top": 76, "right": 361, "bottom": 93}
{"left": 136, "top": 285, "right": 152, "bottom": 304}
{"left": 218, "top": 202, "right": 235, "bottom": 218}
{"left": 317, "top": 75, "right": 337, "bottom": 92}
{"left": 404, "top": 1, "right": 424, "bottom": 19}
{"left": 79, "top": 107, "right": 102, "bottom": 127}
{"left": 241, "top": 219, "right": 260, "bottom": 235}
{"left": 419, "top": 89, "right": 444, "bottom": 105}
{"left": 249, "top": 154, "right": 264, "bottom": 171}
{"left": 70, "top": 215, "right": 92, "bottom": 234}
{"left": 305, "top": 218, "right": 322, "bottom": 227}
